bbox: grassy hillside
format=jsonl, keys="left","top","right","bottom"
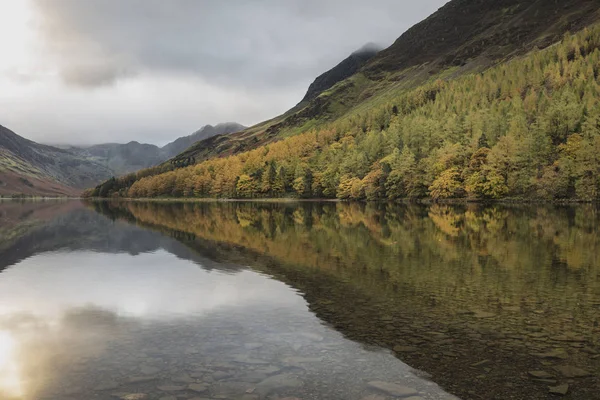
{"left": 86, "top": 23, "right": 600, "bottom": 202}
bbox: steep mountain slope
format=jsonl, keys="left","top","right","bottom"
{"left": 161, "top": 123, "right": 246, "bottom": 159}
{"left": 169, "top": 0, "right": 600, "bottom": 165}
{"left": 72, "top": 123, "right": 245, "bottom": 176}
{"left": 0, "top": 125, "right": 111, "bottom": 196}
{"left": 300, "top": 44, "right": 380, "bottom": 103}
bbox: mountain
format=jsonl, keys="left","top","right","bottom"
{"left": 160, "top": 123, "right": 246, "bottom": 159}
{"left": 72, "top": 123, "right": 245, "bottom": 176}
{"left": 87, "top": 0, "right": 600, "bottom": 201}
{"left": 0, "top": 125, "right": 111, "bottom": 196}
{"left": 300, "top": 43, "right": 380, "bottom": 103}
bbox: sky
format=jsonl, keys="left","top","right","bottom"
{"left": 0, "top": 0, "right": 448, "bottom": 146}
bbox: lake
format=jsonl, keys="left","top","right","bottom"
{"left": 0, "top": 200, "right": 598, "bottom": 400}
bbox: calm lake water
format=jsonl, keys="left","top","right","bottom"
{"left": 0, "top": 200, "right": 599, "bottom": 400}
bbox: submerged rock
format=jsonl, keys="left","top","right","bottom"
{"left": 548, "top": 384, "right": 569, "bottom": 396}
{"left": 528, "top": 371, "right": 554, "bottom": 379}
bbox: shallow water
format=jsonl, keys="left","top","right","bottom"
{"left": 0, "top": 200, "right": 455, "bottom": 400}
{"left": 1, "top": 200, "right": 599, "bottom": 400}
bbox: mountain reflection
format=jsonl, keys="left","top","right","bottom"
{"left": 1, "top": 200, "right": 599, "bottom": 399}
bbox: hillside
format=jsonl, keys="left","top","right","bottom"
{"left": 300, "top": 44, "right": 380, "bottom": 103}
{"left": 0, "top": 125, "right": 111, "bottom": 196}
{"left": 86, "top": 0, "right": 600, "bottom": 201}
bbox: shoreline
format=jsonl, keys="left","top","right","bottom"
{"left": 82, "top": 197, "right": 600, "bottom": 205}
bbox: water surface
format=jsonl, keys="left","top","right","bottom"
{"left": 1, "top": 200, "right": 599, "bottom": 399}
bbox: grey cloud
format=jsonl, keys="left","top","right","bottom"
{"left": 32, "top": 0, "right": 448, "bottom": 89}
{"left": 1, "top": 0, "right": 448, "bottom": 146}
{"left": 61, "top": 63, "right": 137, "bottom": 87}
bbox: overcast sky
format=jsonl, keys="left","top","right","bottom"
{"left": 0, "top": 0, "right": 448, "bottom": 146}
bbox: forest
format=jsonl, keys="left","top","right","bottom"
{"left": 84, "top": 26, "right": 600, "bottom": 201}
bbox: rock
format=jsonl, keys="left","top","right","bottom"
{"left": 367, "top": 381, "right": 419, "bottom": 397}
{"left": 393, "top": 345, "right": 418, "bottom": 353}
{"left": 549, "top": 384, "right": 569, "bottom": 396}
{"left": 528, "top": 371, "right": 554, "bottom": 379}
{"left": 531, "top": 349, "right": 568, "bottom": 359}
{"left": 159, "top": 397, "right": 177, "bottom": 400}
{"left": 157, "top": 385, "right": 186, "bottom": 392}
{"left": 256, "top": 374, "right": 302, "bottom": 396}
{"left": 361, "top": 396, "right": 386, "bottom": 400}
{"left": 188, "top": 383, "right": 208, "bottom": 393}
{"left": 554, "top": 365, "right": 591, "bottom": 378}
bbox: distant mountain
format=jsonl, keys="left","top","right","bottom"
{"left": 300, "top": 43, "right": 380, "bottom": 103}
{"left": 0, "top": 124, "right": 112, "bottom": 196}
{"left": 72, "top": 123, "right": 245, "bottom": 176}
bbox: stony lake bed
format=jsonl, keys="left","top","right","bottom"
{"left": 0, "top": 200, "right": 598, "bottom": 399}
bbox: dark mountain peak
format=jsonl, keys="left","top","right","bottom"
{"left": 300, "top": 44, "right": 380, "bottom": 103}
{"left": 160, "top": 122, "right": 246, "bottom": 159}
{"left": 364, "top": 0, "right": 600, "bottom": 77}
{"left": 352, "top": 42, "right": 382, "bottom": 56}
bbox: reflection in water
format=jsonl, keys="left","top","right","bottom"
{"left": 0, "top": 201, "right": 456, "bottom": 400}
{"left": 88, "top": 200, "right": 600, "bottom": 400}
{"left": 0, "top": 331, "right": 20, "bottom": 398}
{"left": 1, "top": 200, "right": 599, "bottom": 399}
